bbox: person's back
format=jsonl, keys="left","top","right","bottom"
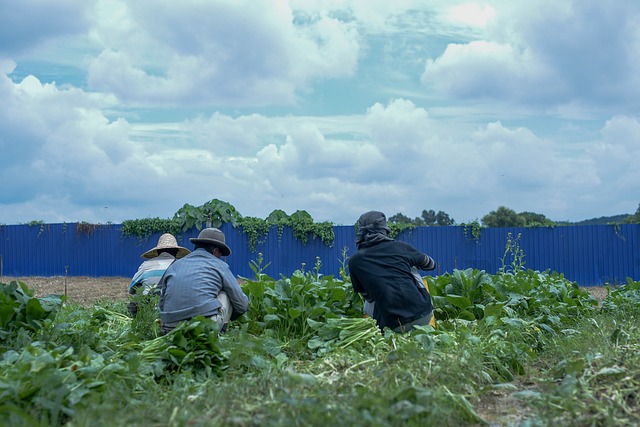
{"left": 128, "top": 233, "right": 190, "bottom": 316}
{"left": 158, "top": 228, "right": 249, "bottom": 334}
{"left": 348, "top": 211, "right": 436, "bottom": 332}
{"left": 129, "top": 252, "right": 176, "bottom": 296}
{"left": 159, "top": 248, "right": 230, "bottom": 322}
{"left": 349, "top": 240, "right": 434, "bottom": 330}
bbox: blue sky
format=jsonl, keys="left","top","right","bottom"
{"left": 1, "top": 0, "right": 639, "bottom": 226}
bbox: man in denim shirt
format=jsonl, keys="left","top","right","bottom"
{"left": 158, "top": 228, "right": 248, "bottom": 334}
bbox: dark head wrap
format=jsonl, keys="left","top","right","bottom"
{"left": 355, "top": 211, "right": 394, "bottom": 249}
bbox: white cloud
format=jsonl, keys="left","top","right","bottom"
{"left": 85, "top": 0, "right": 361, "bottom": 107}
{"left": 0, "top": 0, "right": 91, "bottom": 57}
{"left": 587, "top": 116, "right": 640, "bottom": 211}
{"left": 421, "top": 0, "right": 640, "bottom": 115}
{"left": 422, "top": 40, "right": 559, "bottom": 103}
{"left": 2, "top": 1, "right": 640, "bottom": 227}
{"left": 446, "top": 3, "right": 496, "bottom": 28}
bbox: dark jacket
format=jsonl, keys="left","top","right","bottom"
{"left": 348, "top": 240, "right": 435, "bottom": 330}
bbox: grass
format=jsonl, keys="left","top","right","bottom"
{"left": 3, "top": 272, "right": 640, "bottom": 426}
{"left": 43, "top": 305, "right": 639, "bottom": 427}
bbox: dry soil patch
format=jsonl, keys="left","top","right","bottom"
{"left": 1, "top": 276, "right": 130, "bottom": 307}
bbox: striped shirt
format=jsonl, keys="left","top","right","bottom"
{"left": 129, "top": 252, "right": 176, "bottom": 296}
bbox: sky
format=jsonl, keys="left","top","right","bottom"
{"left": 1, "top": 0, "right": 639, "bottom": 226}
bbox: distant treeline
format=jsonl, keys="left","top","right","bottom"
{"left": 389, "top": 204, "right": 640, "bottom": 228}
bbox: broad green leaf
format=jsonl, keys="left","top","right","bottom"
{"left": 458, "top": 310, "right": 476, "bottom": 321}
{"left": 264, "top": 314, "right": 280, "bottom": 323}
{"left": 445, "top": 294, "right": 471, "bottom": 309}
{"left": 288, "top": 307, "right": 301, "bottom": 319}
{"left": 25, "top": 298, "right": 46, "bottom": 322}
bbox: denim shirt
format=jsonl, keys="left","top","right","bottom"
{"left": 158, "top": 248, "right": 248, "bottom": 325}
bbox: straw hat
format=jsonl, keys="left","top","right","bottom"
{"left": 141, "top": 233, "right": 190, "bottom": 259}
{"left": 190, "top": 228, "right": 231, "bottom": 256}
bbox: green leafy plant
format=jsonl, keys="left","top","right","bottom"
{"left": 601, "top": 277, "right": 640, "bottom": 312}
{"left": 121, "top": 217, "right": 182, "bottom": 241}
{"left": 388, "top": 222, "right": 416, "bottom": 238}
{"left": 239, "top": 262, "right": 360, "bottom": 349}
{"left": 238, "top": 216, "right": 270, "bottom": 252}
{"left": 612, "top": 223, "right": 626, "bottom": 241}
{"left": 120, "top": 200, "right": 336, "bottom": 247}
{"left": 3, "top": 265, "right": 640, "bottom": 426}
{"left": 248, "top": 252, "right": 272, "bottom": 281}
{"left": 266, "top": 209, "right": 289, "bottom": 240}
{"left": 289, "top": 210, "right": 333, "bottom": 245}
{"left": 461, "top": 219, "right": 481, "bottom": 241}
{"left": 173, "top": 199, "right": 242, "bottom": 231}
{"left": 307, "top": 316, "right": 386, "bottom": 355}
{"left": 136, "top": 317, "right": 228, "bottom": 377}
{"left": 0, "top": 281, "right": 64, "bottom": 345}
{"left": 25, "top": 220, "right": 45, "bottom": 237}
{"left": 499, "top": 232, "right": 525, "bottom": 273}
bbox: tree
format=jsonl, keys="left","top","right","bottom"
{"left": 421, "top": 210, "right": 437, "bottom": 226}
{"left": 412, "top": 216, "right": 426, "bottom": 226}
{"left": 624, "top": 203, "right": 640, "bottom": 224}
{"left": 482, "top": 206, "right": 526, "bottom": 228}
{"left": 435, "top": 211, "right": 455, "bottom": 226}
{"left": 389, "top": 210, "right": 454, "bottom": 226}
{"left": 388, "top": 212, "right": 413, "bottom": 224}
{"left": 519, "top": 211, "right": 555, "bottom": 227}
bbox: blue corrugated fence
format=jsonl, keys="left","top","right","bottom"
{"left": 0, "top": 223, "right": 638, "bottom": 286}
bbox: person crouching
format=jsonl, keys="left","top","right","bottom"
{"left": 158, "top": 228, "right": 249, "bottom": 334}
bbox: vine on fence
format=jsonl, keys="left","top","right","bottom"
{"left": 462, "top": 220, "right": 482, "bottom": 241}
{"left": 121, "top": 200, "right": 337, "bottom": 249}
{"left": 612, "top": 223, "right": 626, "bottom": 241}
{"left": 121, "top": 218, "right": 182, "bottom": 241}
{"left": 388, "top": 222, "right": 415, "bottom": 239}
{"left": 266, "top": 209, "right": 289, "bottom": 241}
{"left": 76, "top": 222, "right": 109, "bottom": 236}
{"left": 26, "top": 220, "right": 45, "bottom": 237}
{"left": 239, "top": 217, "right": 271, "bottom": 252}
{"left": 288, "top": 210, "right": 334, "bottom": 246}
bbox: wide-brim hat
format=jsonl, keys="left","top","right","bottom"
{"left": 141, "top": 233, "right": 191, "bottom": 259}
{"left": 190, "top": 227, "right": 231, "bottom": 256}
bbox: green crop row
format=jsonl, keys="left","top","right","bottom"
{"left": 1, "top": 264, "right": 640, "bottom": 426}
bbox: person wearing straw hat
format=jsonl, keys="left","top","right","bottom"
{"left": 158, "top": 227, "right": 249, "bottom": 334}
{"left": 128, "top": 233, "right": 190, "bottom": 316}
{"left": 348, "top": 211, "right": 436, "bottom": 333}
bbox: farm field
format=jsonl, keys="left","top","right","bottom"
{"left": 1, "top": 268, "right": 639, "bottom": 427}
{"left": 0, "top": 276, "right": 609, "bottom": 306}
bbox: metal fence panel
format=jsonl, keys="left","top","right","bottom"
{"left": 0, "top": 223, "right": 638, "bottom": 286}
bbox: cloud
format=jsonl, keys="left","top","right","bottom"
{"left": 1, "top": 60, "right": 635, "bottom": 225}
{"left": 0, "top": 0, "right": 91, "bottom": 56}
{"left": 587, "top": 115, "right": 640, "bottom": 210}
{"left": 421, "top": 0, "right": 640, "bottom": 113}
{"left": 2, "top": 1, "right": 640, "bottom": 227}
{"left": 422, "top": 40, "right": 559, "bottom": 103}
{"left": 86, "top": 0, "right": 360, "bottom": 106}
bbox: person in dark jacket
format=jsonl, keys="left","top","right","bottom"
{"left": 158, "top": 228, "right": 248, "bottom": 334}
{"left": 348, "top": 211, "right": 436, "bottom": 333}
